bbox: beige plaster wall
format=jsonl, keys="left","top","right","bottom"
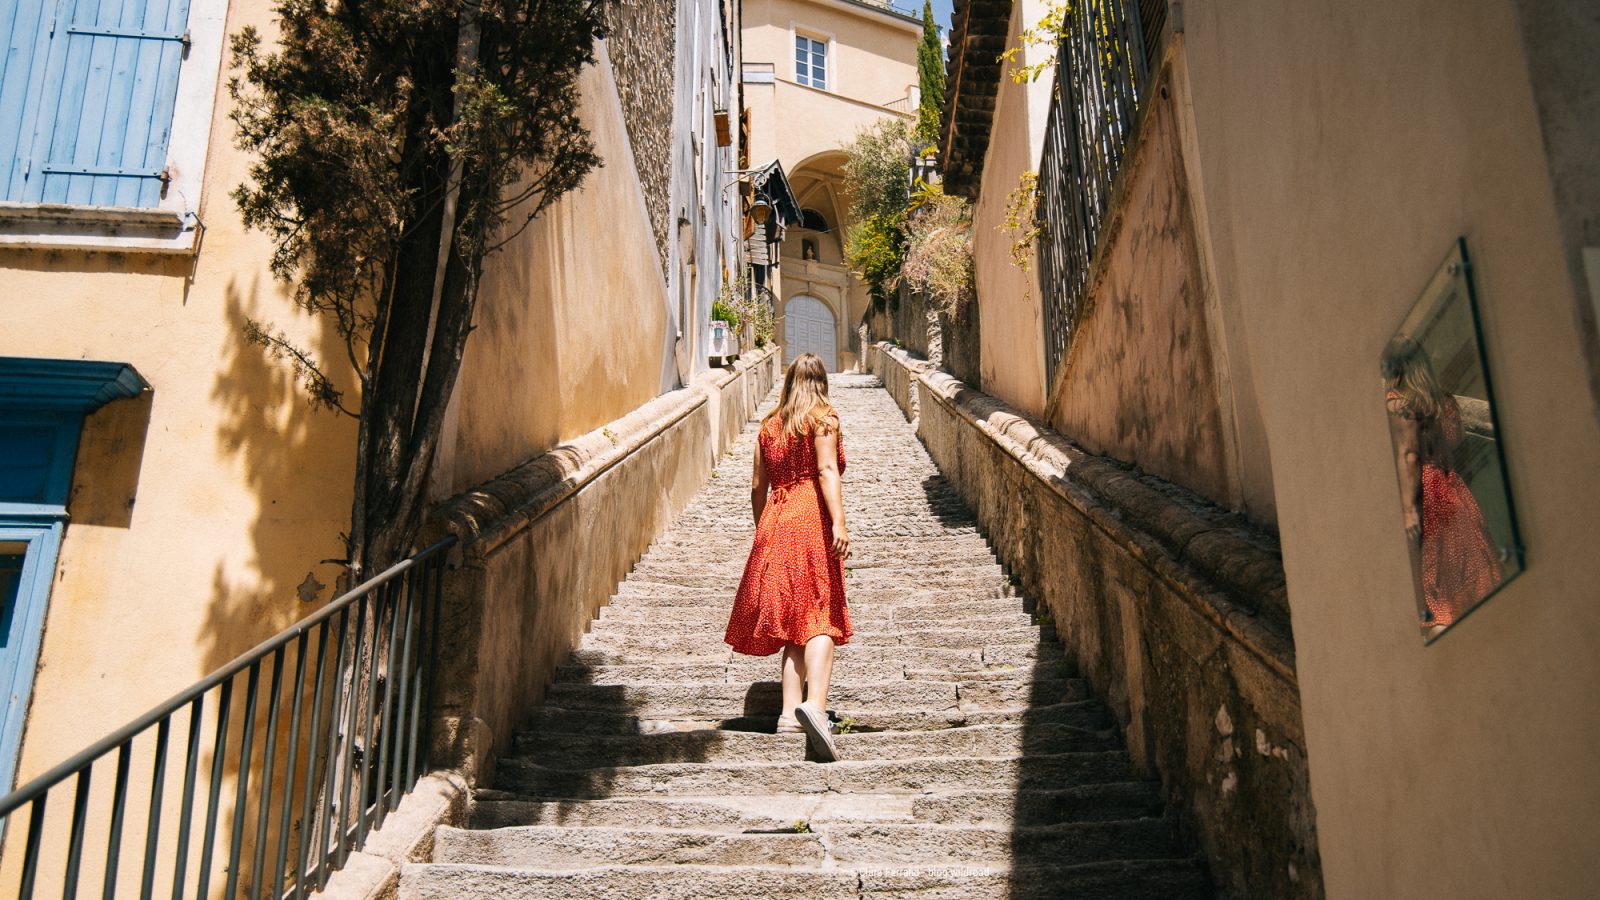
{"left": 1178, "top": 0, "right": 1600, "bottom": 895}
{"left": 741, "top": 0, "right": 917, "bottom": 175}
{"left": 1045, "top": 79, "right": 1233, "bottom": 510}
{"left": 436, "top": 47, "right": 675, "bottom": 497}
{"left": 970, "top": 0, "right": 1049, "bottom": 417}
{"left": 431, "top": 350, "right": 781, "bottom": 782}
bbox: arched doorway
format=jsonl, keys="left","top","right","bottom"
{"left": 784, "top": 295, "right": 838, "bottom": 371}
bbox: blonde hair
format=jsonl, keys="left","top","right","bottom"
{"left": 763, "top": 353, "right": 837, "bottom": 441}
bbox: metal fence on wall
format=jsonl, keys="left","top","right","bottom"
{"left": 0, "top": 538, "right": 453, "bottom": 900}
{"left": 1036, "top": 0, "right": 1161, "bottom": 385}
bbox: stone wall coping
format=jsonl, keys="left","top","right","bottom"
{"left": 431, "top": 347, "right": 778, "bottom": 560}
{"left": 901, "top": 347, "right": 1296, "bottom": 686}
{"left": 311, "top": 771, "right": 468, "bottom": 900}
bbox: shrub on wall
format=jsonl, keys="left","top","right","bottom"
{"left": 901, "top": 186, "right": 974, "bottom": 317}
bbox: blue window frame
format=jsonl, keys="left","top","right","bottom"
{"left": 795, "top": 34, "right": 827, "bottom": 90}
{"left": 0, "top": 357, "right": 147, "bottom": 791}
{"left": 0, "top": 0, "right": 195, "bottom": 208}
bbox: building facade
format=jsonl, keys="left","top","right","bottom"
{"left": 741, "top": 0, "right": 921, "bottom": 371}
{"left": 0, "top": 0, "right": 743, "bottom": 887}
{"left": 941, "top": 0, "right": 1600, "bottom": 896}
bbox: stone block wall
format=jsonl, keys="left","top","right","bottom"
{"left": 426, "top": 348, "right": 780, "bottom": 784}
{"left": 868, "top": 341, "right": 1321, "bottom": 900}
{"left": 603, "top": 0, "right": 675, "bottom": 273}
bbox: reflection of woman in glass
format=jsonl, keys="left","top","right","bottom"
{"left": 1383, "top": 337, "right": 1502, "bottom": 635}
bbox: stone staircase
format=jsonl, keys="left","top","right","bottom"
{"left": 399, "top": 374, "right": 1212, "bottom": 899}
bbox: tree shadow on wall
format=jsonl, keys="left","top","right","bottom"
{"left": 183, "top": 275, "right": 359, "bottom": 897}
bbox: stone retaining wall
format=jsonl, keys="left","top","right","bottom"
{"left": 867, "top": 340, "right": 1321, "bottom": 900}
{"left": 426, "top": 348, "right": 781, "bottom": 784}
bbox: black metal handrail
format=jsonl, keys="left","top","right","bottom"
{"left": 1036, "top": 0, "right": 1158, "bottom": 385}
{"left": 0, "top": 537, "right": 455, "bottom": 899}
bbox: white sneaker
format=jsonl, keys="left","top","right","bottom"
{"left": 775, "top": 713, "right": 803, "bottom": 734}
{"left": 794, "top": 704, "right": 840, "bottom": 762}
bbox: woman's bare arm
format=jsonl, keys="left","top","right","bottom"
{"left": 750, "top": 441, "right": 770, "bottom": 525}
{"left": 1387, "top": 403, "right": 1423, "bottom": 542}
{"left": 814, "top": 423, "right": 850, "bottom": 560}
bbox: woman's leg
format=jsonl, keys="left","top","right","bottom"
{"left": 780, "top": 644, "right": 807, "bottom": 721}
{"left": 801, "top": 634, "right": 836, "bottom": 713}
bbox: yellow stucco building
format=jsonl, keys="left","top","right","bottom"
{"left": 0, "top": 0, "right": 747, "bottom": 889}
{"left": 741, "top": 0, "right": 920, "bottom": 371}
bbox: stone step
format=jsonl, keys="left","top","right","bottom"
{"left": 595, "top": 604, "right": 1033, "bottom": 631}
{"left": 492, "top": 752, "right": 1134, "bottom": 799}
{"left": 553, "top": 656, "right": 1069, "bottom": 685}
{"left": 399, "top": 858, "right": 1211, "bottom": 900}
{"left": 431, "top": 819, "right": 1180, "bottom": 870}
{"left": 578, "top": 625, "right": 1047, "bottom": 653}
{"left": 616, "top": 567, "right": 1008, "bottom": 593}
{"left": 606, "top": 582, "right": 1023, "bottom": 607}
{"left": 565, "top": 639, "right": 1064, "bottom": 672}
{"left": 537, "top": 677, "right": 1086, "bottom": 718}
{"left": 520, "top": 698, "right": 1110, "bottom": 737}
{"left": 468, "top": 782, "right": 1164, "bottom": 831}
{"left": 513, "top": 723, "right": 1120, "bottom": 767}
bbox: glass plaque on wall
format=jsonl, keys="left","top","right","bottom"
{"left": 1381, "top": 239, "right": 1523, "bottom": 644}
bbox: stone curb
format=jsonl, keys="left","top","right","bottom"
{"left": 313, "top": 771, "right": 469, "bottom": 900}
{"left": 870, "top": 341, "right": 1296, "bottom": 685}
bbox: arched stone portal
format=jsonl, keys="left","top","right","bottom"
{"left": 784, "top": 294, "right": 838, "bottom": 371}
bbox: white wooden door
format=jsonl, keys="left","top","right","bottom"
{"left": 784, "top": 295, "right": 837, "bottom": 371}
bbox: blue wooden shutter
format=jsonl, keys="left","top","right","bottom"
{"left": 0, "top": 0, "right": 58, "bottom": 199}
{"left": 11, "top": 0, "right": 192, "bottom": 207}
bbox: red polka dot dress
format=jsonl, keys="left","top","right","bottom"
{"left": 724, "top": 413, "right": 852, "bottom": 657}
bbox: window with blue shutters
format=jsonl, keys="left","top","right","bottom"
{"left": 0, "top": 0, "right": 194, "bottom": 209}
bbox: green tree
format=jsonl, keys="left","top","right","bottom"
{"left": 230, "top": 0, "right": 604, "bottom": 576}
{"left": 915, "top": 0, "right": 946, "bottom": 147}
{"left": 841, "top": 118, "right": 915, "bottom": 301}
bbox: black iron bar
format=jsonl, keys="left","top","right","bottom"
{"left": 374, "top": 579, "right": 405, "bottom": 827}
{"left": 332, "top": 596, "right": 369, "bottom": 871}
{"left": 138, "top": 718, "right": 171, "bottom": 900}
{"left": 169, "top": 697, "right": 204, "bottom": 900}
{"left": 63, "top": 767, "right": 93, "bottom": 899}
{"left": 194, "top": 679, "right": 234, "bottom": 900}
{"left": 20, "top": 796, "right": 46, "bottom": 899}
{"left": 308, "top": 609, "right": 349, "bottom": 895}
{"left": 271, "top": 633, "right": 311, "bottom": 900}
{"left": 224, "top": 663, "right": 263, "bottom": 900}
{"left": 354, "top": 588, "right": 388, "bottom": 845}
{"left": 101, "top": 740, "right": 133, "bottom": 899}
{"left": 389, "top": 566, "right": 418, "bottom": 809}
{"left": 422, "top": 557, "right": 444, "bottom": 775}
{"left": 248, "top": 647, "right": 287, "bottom": 900}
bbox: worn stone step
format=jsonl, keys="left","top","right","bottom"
{"left": 432, "top": 819, "right": 1178, "bottom": 870}
{"left": 513, "top": 723, "right": 1120, "bottom": 767}
{"left": 595, "top": 604, "right": 1033, "bottom": 631}
{"left": 520, "top": 699, "right": 1110, "bottom": 737}
{"left": 578, "top": 625, "right": 1046, "bottom": 653}
{"left": 399, "top": 858, "right": 1211, "bottom": 900}
{"left": 492, "top": 752, "right": 1134, "bottom": 799}
{"left": 565, "top": 637, "right": 1063, "bottom": 670}
{"left": 537, "top": 677, "right": 1086, "bottom": 718}
{"left": 553, "top": 656, "right": 1067, "bottom": 685}
{"left": 468, "top": 792, "right": 919, "bottom": 831}
{"left": 433, "top": 824, "right": 825, "bottom": 869}
{"left": 618, "top": 568, "right": 1009, "bottom": 594}
{"left": 610, "top": 578, "right": 1020, "bottom": 603}
{"left": 539, "top": 679, "right": 961, "bottom": 717}
{"left": 468, "top": 782, "right": 1164, "bottom": 832}
{"left": 911, "top": 783, "right": 1167, "bottom": 827}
